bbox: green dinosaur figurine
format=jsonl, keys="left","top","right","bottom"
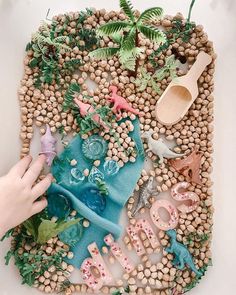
{"left": 165, "top": 230, "right": 202, "bottom": 277}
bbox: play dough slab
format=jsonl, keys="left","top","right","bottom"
{"left": 1, "top": 1, "right": 216, "bottom": 295}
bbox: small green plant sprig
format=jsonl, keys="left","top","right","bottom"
{"left": 66, "top": 8, "right": 99, "bottom": 51}
{"left": 185, "top": 232, "right": 210, "bottom": 247}
{"left": 23, "top": 216, "right": 81, "bottom": 244}
{"left": 63, "top": 83, "right": 114, "bottom": 135}
{"left": 3, "top": 219, "right": 68, "bottom": 287}
{"left": 149, "top": 0, "right": 197, "bottom": 67}
{"left": 135, "top": 55, "right": 180, "bottom": 94}
{"left": 184, "top": 259, "right": 212, "bottom": 292}
{"left": 27, "top": 21, "right": 71, "bottom": 87}
{"left": 96, "top": 179, "right": 109, "bottom": 196}
{"left": 89, "top": 0, "right": 166, "bottom": 75}
{"left": 112, "top": 285, "right": 130, "bottom": 295}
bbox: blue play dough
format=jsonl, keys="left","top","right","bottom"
{"left": 47, "top": 118, "right": 144, "bottom": 268}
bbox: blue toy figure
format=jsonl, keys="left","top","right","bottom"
{"left": 47, "top": 118, "right": 144, "bottom": 267}
{"left": 165, "top": 229, "right": 202, "bottom": 277}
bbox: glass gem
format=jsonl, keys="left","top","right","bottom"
{"left": 104, "top": 160, "right": 120, "bottom": 176}
{"left": 59, "top": 221, "right": 83, "bottom": 247}
{"left": 82, "top": 135, "right": 108, "bottom": 160}
{"left": 88, "top": 166, "right": 104, "bottom": 184}
{"left": 79, "top": 186, "right": 106, "bottom": 215}
{"left": 70, "top": 168, "right": 85, "bottom": 184}
{"left": 47, "top": 194, "right": 71, "bottom": 219}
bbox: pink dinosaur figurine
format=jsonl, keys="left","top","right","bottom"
{"left": 74, "top": 98, "right": 109, "bottom": 131}
{"left": 108, "top": 85, "right": 144, "bottom": 119}
{"left": 40, "top": 124, "right": 57, "bottom": 166}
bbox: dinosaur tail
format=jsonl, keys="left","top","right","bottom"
{"left": 192, "top": 266, "right": 203, "bottom": 277}
{"left": 126, "top": 106, "right": 144, "bottom": 117}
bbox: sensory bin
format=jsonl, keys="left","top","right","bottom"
{"left": 2, "top": 0, "right": 216, "bottom": 294}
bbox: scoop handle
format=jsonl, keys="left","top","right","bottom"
{"left": 186, "top": 51, "right": 212, "bottom": 81}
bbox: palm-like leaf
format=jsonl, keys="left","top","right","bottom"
{"left": 138, "top": 25, "right": 166, "bottom": 44}
{"left": 137, "top": 7, "right": 163, "bottom": 24}
{"left": 119, "top": 47, "right": 143, "bottom": 71}
{"left": 121, "top": 27, "right": 136, "bottom": 51}
{"left": 97, "top": 21, "right": 131, "bottom": 37}
{"left": 120, "top": 0, "right": 135, "bottom": 22}
{"left": 89, "top": 47, "right": 120, "bottom": 60}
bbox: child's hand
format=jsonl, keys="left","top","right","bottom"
{"left": 0, "top": 155, "right": 52, "bottom": 238}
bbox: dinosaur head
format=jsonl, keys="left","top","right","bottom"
{"left": 141, "top": 130, "right": 154, "bottom": 140}
{"left": 166, "top": 229, "right": 177, "bottom": 239}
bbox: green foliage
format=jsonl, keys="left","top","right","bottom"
{"left": 4, "top": 220, "right": 68, "bottom": 287}
{"left": 112, "top": 285, "right": 130, "bottom": 295}
{"left": 184, "top": 259, "right": 212, "bottom": 292}
{"left": 96, "top": 179, "right": 109, "bottom": 196}
{"left": 185, "top": 232, "right": 210, "bottom": 247}
{"left": 5, "top": 244, "right": 65, "bottom": 286}
{"left": 89, "top": 47, "right": 120, "bottom": 60}
{"left": 36, "top": 218, "right": 81, "bottom": 244}
{"left": 153, "top": 55, "right": 180, "bottom": 81}
{"left": 27, "top": 21, "right": 71, "bottom": 87}
{"left": 78, "top": 28, "right": 99, "bottom": 51}
{"left": 135, "top": 55, "right": 179, "bottom": 94}
{"left": 77, "top": 105, "right": 112, "bottom": 134}
{"left": 149, "top": 0, "right": 197, "bottom": 67}
{"left": 90, "top": 0, "right": 165, "bottom": 74}
{"left": 63, "top": 83, "right": 81, "bottom": 111}
{"left": 62, "top": 59, "right": 83, "bottom": 75}
{"left": 0, "top": 228, "right": 14, "bottom": 242}
{"left": 134, "top": 67, "right": 161, "bottom": 94}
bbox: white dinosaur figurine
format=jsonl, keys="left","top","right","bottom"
{"left": 142, "top": 130, "right": 185, "bottom": 164}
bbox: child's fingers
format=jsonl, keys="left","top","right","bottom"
{"left": 31, "top": 197, "right": 48, "bottom": 216}
{"left": 31, "top": 174, "right": 53, "bottom": 201}
{"left": 9, "top": 155, "right": 32, "bottom": 178}
{"left": 23, "top": 155, "right": 46, "bottom": 186}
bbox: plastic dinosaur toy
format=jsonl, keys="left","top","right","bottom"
{"left": 108, "top": 85, "right": 143, "bottom": 119}
{"left": 39, "top": 124, "right": 57, "bottom": 166}
{"left": 74, "top": 98, "right": 109, "bottom": 131}
{"left": 141, "top": 130, "right": 185, "bottom": 164}
{"left": 132, "top": 176, "right": 159, "bottom": 216}
{"left": 165, "top": 229, "right": 202, "bottom": 277}
{"left": 169, "top": 148, "right": 203, "bottom": 185}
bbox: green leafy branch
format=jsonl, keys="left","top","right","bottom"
{"left": 135, "top": 55, "right": 180, "bottom": 94}
{"left": 184, "top": 259, "right": 212, "bottom": 292}
{"left": 89, "top": 0, "right": 165, "bottom": 75}
{"left": 23, "top": 217, "right": 81, "bottom": 244}
{"left": 149, "top": 0, "right": 196, "bottom": 67}
{"left": 96, "top": 179, "right": 109, "bottom": 196}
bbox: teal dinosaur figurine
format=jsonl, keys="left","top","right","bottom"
{"left": 165, "top": 230, "right": 202, "bottom": 277}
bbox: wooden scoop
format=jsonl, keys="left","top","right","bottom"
{"left": 155, "top": 51, "right": 212, "bottom": 126}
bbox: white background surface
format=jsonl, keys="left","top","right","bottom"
{"left": 0, "top": 0, "right": 236, "bottom": 294}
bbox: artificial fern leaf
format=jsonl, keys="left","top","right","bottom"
{"left": 97, "top": 21, "right": 131, "bottom": 37}
{"left": 111, "top": 33, "right": 124, "bottom": 44}
{"left": 120, "top": 0, "right": 135, "bottom": 22}
{"left": 137, "top": 7, "right": 163, "bottom": 24}
{"left": 121, "top": 27, "right": 136, "bottom": 51}
{"left": 89, "top": 47, "right": 120, "bottom": 60}
{"left": 138, "top": 25, "right": 166, "bottom": 44}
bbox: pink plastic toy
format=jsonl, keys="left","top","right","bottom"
{"left": 171, "top": 182, "right": 200, "bottom": 213}
{"left": 126, "top": 219, "right": 160, "bottom": 256}
{"left": 150, "top": 200, "right": 179, "bottom": 231}
{"left": 169, "top": 148, "right": 203, "bottom": 185}
{"left": 104, "top": 234, "right": 135, "bottom": 273}
{"left": 74, "top": 98, "right": 109, "bottom": 131}
{"left": 80, "top": 242, "right": 112, "bottom": 291}
{"left": 108, "top": 85, "right": 144, "bottom": 119}
{"left": 39, "top": 124, "right": 57, "bottom": 166}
